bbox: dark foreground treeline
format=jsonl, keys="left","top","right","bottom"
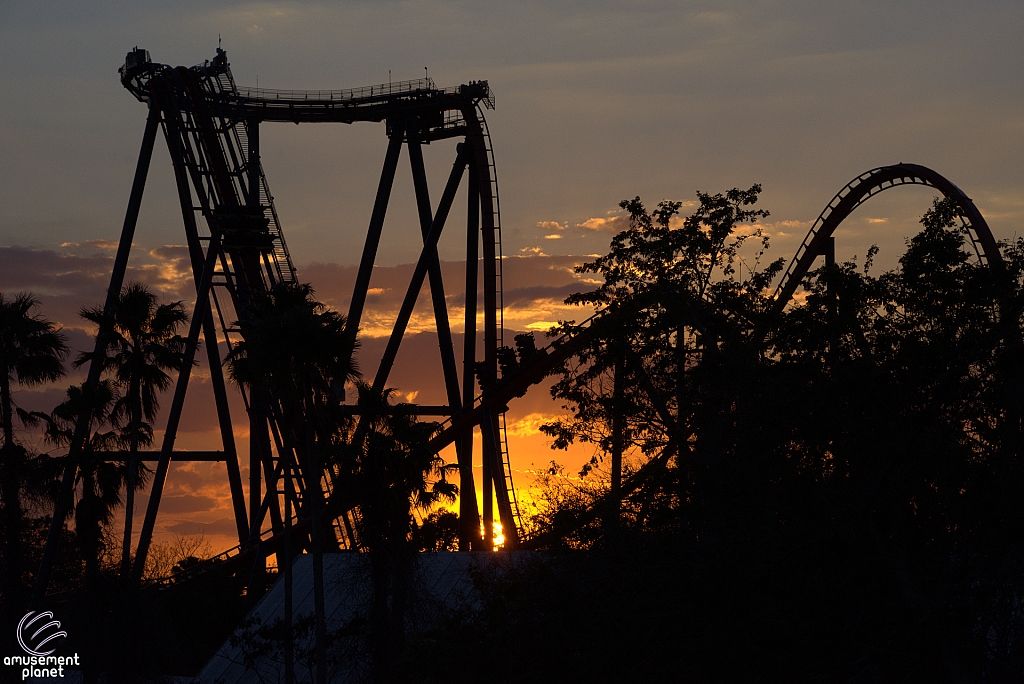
{"left": 403, "top": 190, "right": 1024, "bottom": 682}
{"left": 2, "top": 185, "right": 1023, "bottom": 682}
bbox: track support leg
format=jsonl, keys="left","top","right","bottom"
{"left": 34, "top": 107, "right": 160, "bottom": 604}
{"left": 460, "top": 151, "right": 483, "bottom": 549}
{"left": 348, "top": 133, "right": 404, "bottom": 334}
{"left": 372, "top": 145, "right": 468, "bottom": 392}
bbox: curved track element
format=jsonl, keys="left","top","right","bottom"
{"left": 772, "top": 163, "right": 1000, "bottom": 315}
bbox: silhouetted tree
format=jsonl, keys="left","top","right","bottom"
{"left": 337, "top": 383, "right": 457, "bottom": 684}
{"left": 0, "top": 292, "right": 68, "bottom": 612}
{"left": 227, "top": 282, "right": 358, "bottom": 416}
{"left": 413, "top": 511, "right": 459, "bottom": 552}
{"left": 227, "top": 281, "right": 358, "bottom": 684}
{"left": 542, "top": 187, "right": 783, "bottom": 521}
{"left": 31, "top": 381, "right": 125, "bottom": 586}
{"left": 77, "top": 282, "right": 188, "bottom": 579}
{"left": 434, "top": 193, "right": 1024, "bottom": 680}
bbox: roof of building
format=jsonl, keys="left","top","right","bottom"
{"left": 197, "top": 551, "right": 529, "bottom": 684}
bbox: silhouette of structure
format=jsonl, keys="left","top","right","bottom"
{"left": 770, "top": 164, "right": 1001, "bottom": 315}
{"left": 425, "top": 164, "right": 1002, "bottom": 444}
{"left": 31, "top": 43, "right": 1001, "bottom": 597}
{"left": 464, "top": 163, "right": 1003, "bottom": 550}
{"left": 34, "top": 47, "right": 526, "bottom": 597}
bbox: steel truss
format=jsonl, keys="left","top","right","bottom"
{"left": 34, "top": 47, "right": 522, "bottom": 597}
{"left": 33, "top": 46, "right": 998, "bottom": 598}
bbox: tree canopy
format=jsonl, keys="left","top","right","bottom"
{"left": 0, "top": 292, "right": 67, "bottom": 612}
{"left": 425, "top": 191, "right": 1024, "bottom": 680}
{"left": 78, "top": 282, "right": 189, "bottom": 578}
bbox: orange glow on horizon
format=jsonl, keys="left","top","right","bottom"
{"left": 479, "top": 520, "right": 506, "bottom": 550}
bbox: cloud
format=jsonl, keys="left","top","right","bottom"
{"left": 0, "top": 245, "right": 201, "bottom": 332}
{"left": 148, "top": 245, "right": 190, "bottom": 260}
{"left": 544, "top": 234, "right": 562, "bottom": 240}
{"left": 84, "top": 239, "right": 119, "bottom": 250}
{"left": 505, "top": 412, "right": 561, "bottom": 438}
{"left": 312, "top": 254, "right": 582, "bottom": 336}
{"left": 1, "top": 0, "right": 1020, "bottom": 278}
{"left": 5, "top": 249, "right": 611, "bottom": 554}
{"left": 536, "top": 221, "right": 566, "bottom": 232}
{"left": 158, "top": 494, "right": 218, "bottom": 515}
{"left": 577, "top": 215, "right": 628, "bottom": 232}
{"left": 867, "top": 217, "right": 888, "bottom": 224}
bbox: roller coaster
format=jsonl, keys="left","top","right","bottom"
{"left": 33, "top": 48, "right": 1001, "bottom": 597}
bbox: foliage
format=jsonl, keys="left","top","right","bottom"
{"left": 485, "top": 193, "right": 1024, "bottom": 679}
{"left": 514, "top": 461, "right": 608, "bottom": 548}
{"left": 78, "top": 282, "right": 188, "bottom": 438}
{"left": 340, "top": 384, "right": 458, "bottom": 523}
{"left": 227, "top": 281, "right": 358, "bottom": 418}
{"left": 226, "top": 280, "right": 360, "bottom": 530}
{"left": 0, "top": 292, "right": 68, "bottom": 611}
{"left": 542, "top": 187, "right": 784, "bottom": 475}
{"left": 28, "top": 380, "right": 127, "bottom": 584}
{"left": 412, "top": 511, "right": 459, "bottom": 552}
{"left": 0, "top": 294, "right": 69, "bottom": 439}
{"left": 142, "top": 532, "right": 213, "bottom": 582}
{"left": 78, "top": 282, "right": 189, "bottom": 575}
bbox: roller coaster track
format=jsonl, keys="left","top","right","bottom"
{"left": 472, "top": 101, "right": 525, "bottom": 536}
{"left": 26, "top": 43, "right": 531, "bottom": 601}
{"left": 161, "top": 161, "right": 1006, "bottom": 585}
{"left": 175, "top": 162, "right": 1006, "bottom": 597}
{"left": 771, "top": 163, "right": 1000, "bottom": 315}
{"left": 109, "top": 64, "right": 1001, "bottom": 592}
{"left": 439, "top": 162, "right": 1005, "bottom": 550}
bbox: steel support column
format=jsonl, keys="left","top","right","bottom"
{"left": 407, "top": 139, "right": 480, "bottom": 547}
{"left": 131, "top": 237, "right": 222, "bottom": 583}
{"left": 249, "top": 400, "right": 264, "bottom": 543}
{"left": 475, "top": 135, "right": 500, "bottom": 548}
{"left": 372, "top": 145, "right": 469, "bottom": 392}
{"left": 460, "top": 148, "right": 482, "bottom": 549}
{"left": 480, "top": 410, "right": 518, "bottom": 547}
{"left": 166, "top": 121, "right": 250, "bottom": 546}
{"left": 247, "top": 119, "right": 261, "bottom": 207}
{"left": 34, "top": 106, "right": 161, "bottom": 604}
{"left": 407, "top": 139, "right": 464, "bottom": 415}
{"left": 348, "top": 133, "right": 404, "bottom": 334}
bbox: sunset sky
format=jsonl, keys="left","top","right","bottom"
{"left": 1, "top": 0, "right": 1021, "bottom": 551}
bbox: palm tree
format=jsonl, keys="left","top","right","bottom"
{"left": 341, "top": 382, "right": 458, "bottom": 683}
{"left": 78, "top": 282, "right": 188, "bottom": 578}
{"left": 0, "top": 292, "right": 68, "bottom": 610}
{"left": 227, "top": 282, "right": 359, "bottom": 684}
{"left": 227, "top": 282, "right": 357, "bottom": 412}
{"left": 31, "top": 380, "right": 125, "bottom": 584}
